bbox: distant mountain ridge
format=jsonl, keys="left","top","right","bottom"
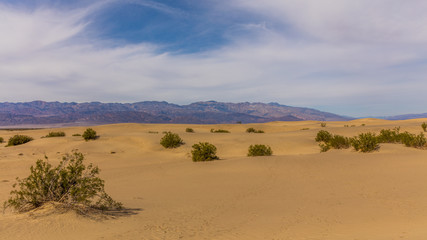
{"left": 0, "top": 101, "right": 351, "bottom": 126}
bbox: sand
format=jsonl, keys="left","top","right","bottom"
{"left": 2, "top": 119, "right": 427, "bottom": 239}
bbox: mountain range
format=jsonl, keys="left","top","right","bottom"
{"left": 0, "top": 101, "right": 352, "bottom": 126}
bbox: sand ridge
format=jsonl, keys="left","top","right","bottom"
{"left": 2, "top": 119, "right": 427, "bottom": 239}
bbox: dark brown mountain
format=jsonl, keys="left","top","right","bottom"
{"left": 0, "top": 101, "right": 351, "bottom": 126}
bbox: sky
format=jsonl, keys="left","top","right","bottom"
{"left": 1, "top": 0, "right": 427, "bottom": 117}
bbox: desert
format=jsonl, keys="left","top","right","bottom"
{"left": 1, "top": 119, "right": 427, "bottom": 239}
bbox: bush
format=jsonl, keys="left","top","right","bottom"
{"left": 191, "top": 142, "right": 219, "bottom": 162}
{"left": 377, "top": 128, "right": 400, "bottom": 143}
{"left": 422, "top": 123, "right": 427, "bottom": 132}
{"left": 44, "top": 131, "right": 66, "bottom": 138}
{"left": 210, "top": 129, "right": 230, "bottom": 133}
{"left": 320, "top": 122, "right": 326, "bottom": 127}
{"left": 315, "top": 130, "right": 332, "bottom": 143}
{"left": 3, "top": 151, "right": 122, "bottom": 213}
{"left": 0, "top": 137, "right": 3, "bottom": 143}
{"left": 82, "top": 128, "right": 97, "bottom": 141}
{"left": 329, "top": 135, "right": 351, "bottom": 149}
{"left": 160, "top": 132, "right": 184, "bottom": 148}
{"left": 246, "top": 128, "right": 264, "bottom": 133}
{"left": 185, "top": 128, "right": 195, "bottom": 133}
{"left": 7, "top": 135, "right": 34, "bottom": 146}
{"left": 247, "top": 144, "right": 273, "bottom": 156}
{"left": 350, "top": 132, "right": 379, "bottom": 152}
{"left": 400, "top": 132, "right": 426, "bottom": 148}
{"left": 72, "top": 133, "right": 81, "bottom": 136}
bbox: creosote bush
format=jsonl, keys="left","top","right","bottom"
{"left": 72, "top": 133, "right": 81, "bottom": 137}
{"left": 422, "top": 122, "right": 427, "bottom": 132}
{"left": 7, "top": 135, "right": 34, "bottom": 146}
{"left": 3, "top": 151, "right": 122, "bottom": 213}
{"left": 191, "top": 142, "right": 219, "bottom": 162}
{"left": 246, "top": 128, "right": 265, "bottom": 133}
{"left": 350, "top": 132, "right": 379, "bottom": 152}
{"left": 0, "top": 137, "right": 3, "bottom": 143}
{"left": 247, "top": 144, "right": 273, "bottom": 156}
{"left": 160, "top": 132, "right": 184, "bottom": 148}
{"left": 44, "top": 131, "right": 66, "bottom": 138}
{"left": 210, "top": 129, "right": 230, "bottom": 133}
{"left": 185, "top": 128, "right": 195, "bottom": 133}
{"left": 82, "top": 128, "right": 97, "bottom": 141}
{"left": 320, "top": 122, "right": 327, "bottom": 127}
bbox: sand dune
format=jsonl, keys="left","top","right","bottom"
{"left": 2, "top": 119, "right": 427, "bottom": 239}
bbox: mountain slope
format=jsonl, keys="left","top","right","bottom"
{"left": 0, "top": 101, "right": 351, "bottom": 126}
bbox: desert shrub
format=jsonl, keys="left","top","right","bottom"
{"left": 400, "top": 132, "right": 426, "bottom": 148}
{"left": 210, "top": 129, "right": 230, "bottom": 133}
{"left": 315, "top": 130, "right": 332, "bottom": 143}
{"left": 319, "top": 143, "right": 331, "bottom": 152}
{"left": 0, "top": 137, "right": 3, "bottom": 143}
{"left": 160, "top": 132, "right": 184, "bottom": 148}
{"left": 422, "top": 123, "right": 427, "bottom": 132}
{"left": 191, "top": 142, "right": 219, "bottom": 162}
{"left": 350, "top": 132, "right": 379, "bottom": 152}
{"left": 247, "top": 144, "right": 273, "bottom": 157}
{"left": 7, "top": 135, "right": 34, "bottom": 146}
{"left": 320, "top": 122, "right": 326, "bottom": 127}
{"left": 3, "top": 151, "right": 122, "bottom": 213}
{"left": 246, "top": 128, "right": 264, "bottom": 133}
{"left": 377, "top": 128, "right": 400, "bottom": 143}
{"left": 44, "top": 131, "right": 66, "bottom": 138}
{"left": 301, "top": 128, "right": 310, "bottom": 130}
{"left": 185, "top": 128, "right": 195, "bottom": 133}
{"left": 82, "top": 128, "right": 97, "bottom": 141}
{"left": 329, "top": 135, "right": 351, "bottom": 149}
{"left": 72, "top": 133, "right": 81, "bottom": 137}
{"left": 361, "top": 124, "right": 366, "bottom": 126}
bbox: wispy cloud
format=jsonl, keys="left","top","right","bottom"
{"left": 1, "top": 1, "right": 427, "bottom": 117}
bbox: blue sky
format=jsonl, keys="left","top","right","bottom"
{"left": 1, "top": 0, "right": 427, "bottom": 117}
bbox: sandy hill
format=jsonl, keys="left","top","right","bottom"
{"left": 1, "top": 119, "right": 427, "bottom": 239}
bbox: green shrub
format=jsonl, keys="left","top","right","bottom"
{"left": 319, "top": 143, "right": 331, "bottom": 152}
{"left": 72, "top": 133, "right": 81, "bottom": 137}
{"left": 329, "top": 135, "right": 351, "bottom": 149}
{"left": 246, "top": 128, "right": 264, "bottom": 133}
{"left": 377, "top": 128, "right": 400, "bottom": 143}
{"left": 320, "top": 122, "right": 326, "bottom": 127}
{"left": 185, "top": 128, "right": 195, "bottom": 133}
{"left": 315, "top": 130, "right": 332, "bottom": 143}
{"left": 210, "top": 129, "right": 230, "bottom": 133}
{"left": 191, "top": 142, "right": 219, "bottom": 162}
{"left": 0, "top": 137, "right": 3, "bottom": 143}
{"left": 44, "top": 131, "right": 66, "bottom": 138}
{"left": 7, "top": 135, "right": 34, "bottom": 146}
{"left": 422, "top": 122, "right": 427, "bottom": 132}
{"left": 160, "top": 132, "right": 184, "bottom": 148}
{"left": 400, "top": 132, "right": 426, "bottom": 148}
{"left": 247, "top": 144, "right": 273, "bottom": 156}
{"left": 3, "top": 151, "right": 122, "bottom": 213}
{"left": 350, "top": 132, "right": 379, "bottom": 152}
{"left": 82, "top": 128, "right": 97, "bottom": 141}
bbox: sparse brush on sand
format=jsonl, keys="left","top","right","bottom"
{"left": 2, "top": 120, "right": 427, "bottom": 239}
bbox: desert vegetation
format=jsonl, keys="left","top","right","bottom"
{"left": 246, "top": 128, "right": 265, "bottom": 133}
{"left": 44, "top": 131, "right": 66, "bottom": 138}
{"left": 185, "top": 128, "right": 195, "bottom": 133}
{"left": 422, "top": 122, "right": 427, "bottom": 132}
{"left": 160, "top": 132, "right": 184, "bottom": 148}
{"left": 210, "top": 129, "right": 230, "bottom": 133}
{"left": 317, "top": 127, "right": 427, "bottom": 153}
{"left": 0, "top": 137, "right": 3, "bottom": 143}
{"left": 3, "top": 151, "right": 122, "bottom": 213}
{"left": 82, "top": 128, "right": 97, "bottom": 141}
{"left": 7, "top": 135, "right": 34, "bottom": 146}
{"left": 247, "top": 144, "right": 273, "bottom": 156}
{"left": 191, "top": 142, "right": 219, "bottom": 162}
